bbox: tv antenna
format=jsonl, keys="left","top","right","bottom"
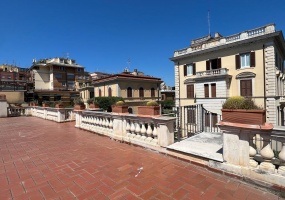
{"left": 208, "top": 10, "right": 211, "bottom": 36}
{"left": 127, "top": 58, "right": 131, "bottom": 69}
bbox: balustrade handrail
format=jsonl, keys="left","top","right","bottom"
{"left": 196, "top": 68, "right": 228, "bottom": 77}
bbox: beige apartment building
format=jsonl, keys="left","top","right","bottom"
{"left": 30, "top": 57, "right": 85, "bottom": 104}
{"left": 80, "top": 69, "right": 162, "bottom": 113}
{"left": 170, "top": 24, "right": 285, "bottom": 127}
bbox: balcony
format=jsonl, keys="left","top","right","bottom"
{"left": 196, "top": 68, "right": 228, "bottom": 78}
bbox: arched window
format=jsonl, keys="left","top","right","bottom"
{"left": 99, "top": 89, "right": 102, "bottom": 97}
{"left": 151, "top": 88, "right": 155, "bottom": 97}
{"left": 139, "top": 87, "right": 144, "bottom": 98}
{"left": 127, "top": 87, "right": 132, "bottom": 98}
{"left": 108, "top": 87, "right": 112, "bottom": 97}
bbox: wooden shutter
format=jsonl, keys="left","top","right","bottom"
{"left": 187, "top": 85, "right": 194, "bottom": 98}
{"left": 236, "top": 55, "right": 240, "bottom": 69}
{"left": 212, "top": 113, "right": 217, "bottom": 127}
{"left": 217, "top": 58, "right": 221, "bottom": 69}
{"left": 240, "top": 80, "right": 252, "bottom": 97}
{"left": 206, "top": 60, "right": 210, "bottom": 70}
{"left": 193, "top": 63, "right": 196, "bottom": 75}
{"left": 211, "top": 83, "right": 216, "bottom": 98}
{"left": 250, "top": 51, "right": 255, "bottom": 67}
{"left": 204, "top": 84, "right": 209, "bottom": 98}
{"left": 184, "top": 65, "right": 187, "bottom": 76}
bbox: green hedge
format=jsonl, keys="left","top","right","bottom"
{"left": 95, "top": 97, "right": 124, "bottom": 112}
{"left": 161, "top": 100, "right": 175, "bottom": 109}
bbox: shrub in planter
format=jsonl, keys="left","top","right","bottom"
{"left": 222, "top": 96, "right": 265, "bottom": 125}
{"left": 112, "top": 100, "right": 128, "bottom": 113}
{"left": 30, "top": 100, "right": 38, "bottom": 107}
{"left": 42, "top": 101, "right": 50, "bottom": 107}
{"left": 95, "top": 97, "right": 124, "bottom": 112}
{"left": 87, "top": 98, "right": 100, "bottom": 109}
{"left": 138, "top": 100, "right": 160, "bottom": 116}
{"left": 55, "top": 100, "right": 64, "bottom": 108}
{"left": 73, "top": 97, "right": 86, "bottom": 110}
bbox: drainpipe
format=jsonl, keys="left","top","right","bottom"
{"left": 263, "top": 44, "right": 266, "bottom": 120}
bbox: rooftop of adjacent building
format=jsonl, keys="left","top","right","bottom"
{"left": 31, "top": 57, "right": 84, "bottom": 69}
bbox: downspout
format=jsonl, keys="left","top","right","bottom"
{"left": 263, "top": 44, "right": 266, "bottom": 120}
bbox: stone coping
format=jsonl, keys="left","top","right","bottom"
{"left": 218, "top": 121, "right": 273, "bottom": 130}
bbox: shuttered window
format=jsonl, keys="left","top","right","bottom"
{"left": 204, "top": 84, "right": 209, "bottom": 98}
{"left": 211, "top": 83, "right": 216, "bottom": 98}
{"left": 139, "top": 87, "right": 144, "bottom": 98}
{"left": 184, "top": 63, "right": 196, "bottom": 76}
{"left": 236, "top": 55, "right": 240, "bottom": 69}
{"left": 236, "top": 52, "right": 255, "bottom": 69}
{"left": 99, "top": 89, "right": 102, "bottom": 97}
{"left": 187, "top": 85, "right": 194, "bottom": 98}
{"left": 151, "top": 88, "right": 155, "bottom": 97}
{"left": 240, "top": 80, "right": 252, "bottom": 97}
{"left": 108, "top": 88, "right": 112, "bottom": 97}
{"left": 250, "top": 51, "right": 255, "bottom": 67}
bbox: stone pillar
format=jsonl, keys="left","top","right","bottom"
{"left": 156, "top": 117, "right": 176, "bottom": 147}
{"left": 0, "top": 95, "right": 8, "bottom": 117}
{"left": 219, "top": 122, "right": 273, "bottom": 167}
{"left": 112, "top": 114, "right": 124, "bottom": 140}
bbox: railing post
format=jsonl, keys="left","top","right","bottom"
{"left": 0, "top": 95, "right": 8, "bottom": 117}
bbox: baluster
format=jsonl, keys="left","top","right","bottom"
{"left": 278, "top": 143, "right": 285, "bottom": 175}
{"left": 140, "top": 122, "right": 147, "bottom": 141}
{"left": 249, "top": 134, "right": 258, "bottom": 168}
{"left": 134, "top": 121, "right": 141, "bottom": 140}
{"left": 145, "top": 123, "right": 153, "bottom": 143}
{"left": 126, "top": 120, "right": 131, "bottom": 137}
{"left": 151, "top": 123, "right": 158, "bottom": 145}
{"left": 130, "top": 121, "right": 136, "bottom": 138}
{"left": 259, "top": 137, "right": 275, "bottom": 173}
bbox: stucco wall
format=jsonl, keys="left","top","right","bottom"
{"left": 0, "top": 92, "right": 25, "bottom": 104}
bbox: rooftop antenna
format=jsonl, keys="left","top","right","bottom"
{"left": 66, "top": 52, "right": 69, "bottom": 59}
{"left": 127, "top": 58, "right": 131, "bottom": 70}
{"left": 208, "top": 10, "right": 211, "bottom": 36}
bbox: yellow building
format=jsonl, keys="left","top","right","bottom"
{"left": 80, "top": 69, "right": 162, "bottom": 114}
{"left": 170, "top": 24, "right": 285, "bottom": 128}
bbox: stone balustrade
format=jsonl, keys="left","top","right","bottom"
{"left": 7, "top": 107, "right": 26, "bottom": 117}
{"left": 196, "top": 68, "right": 228, "bottom": 77}
{"left": 75, "top": 111, "right": 176, "bottom": 149}
{"left": 26, "top": 107, "right": 75, "bottom": 123}
{"left": 174, "top": 24, "right": 275, "bottom": 57}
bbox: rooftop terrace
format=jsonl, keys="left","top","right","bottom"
{"left": 0, "top": 117, "right": 280, "bottom": 199}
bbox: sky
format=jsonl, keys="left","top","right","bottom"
{"left": 0, "top": 0, "right": 285, "bottom": 86}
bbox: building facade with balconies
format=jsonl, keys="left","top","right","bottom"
{"left": 170, "top": 24, "right": 285, "bottom": 126}
{"left": 81, "top": 69, "right": 162, "bottom": 113}
{"left": 30, "top": 57, "right": 85, "bottom": 105}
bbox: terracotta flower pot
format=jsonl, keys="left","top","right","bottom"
{"left": 112, "top": 105, "right": 128, "bottom": 113}
{"left": 74, "top": 104, "right": 86, "bottom": 110}
{"left": 221, "top": 109, "right": 266, "bottom": 125}
{"left": 42, "top": 103, "right": 49, "bottom": 107}
{"left": 89, "top": 103, "right": 100, "bottom": 109}
{"left": 138, "top": 106, "right": 160, "bottom": 116}
{"left": 55, "top": 104, "right": 64, "bottom": 108}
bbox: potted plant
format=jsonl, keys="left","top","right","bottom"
{"left": 138, "top": 100, "right": 160, "bottom": 116}
{"left": 55, "top": 100, "right": 64, "bottom": 108}
{"left": 42, "top": 101, "right": 50, "bottom": 107}
{"left": 30, "top": 100, "right": 38, "bottom": 107}
{"left": 87, "top": 98, "right": 100, "bottom": 109}
{"left": 112, "top": 100, "right": 128, "bottom": 113}
{"left": 73, "top": 97, "right": 86, "bottom": 110}
{"left": 221, "top": 96, "right": 265, "bottom": 125}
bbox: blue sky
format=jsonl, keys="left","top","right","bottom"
{"left": 0, "top": 0, "right": 285, "bottom": 86}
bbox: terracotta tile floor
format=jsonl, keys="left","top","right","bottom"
{"left": 0, "top": 117, "right": 283, "bottom": 200}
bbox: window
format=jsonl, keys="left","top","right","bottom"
{"left": 240, "top": 79, "right": 252, "bottom": 97}
{"left": 211, "top": 83, "right": 216, "bottom": 98}
{"left": 108, "top": 87, "right": 112, "bottom": 97}
{"left": 127, "top": 87, "right": 132, "bottom": 98}
{"left": 55, "top": 73, "right": 62, "bottom": 79}
{"left": 62, "top": 82, "right": 66, "bottom": 86}
{"left": 236, "top": 52, "right": 255, "bottom": 69}
{"left": 187, "top": 85, "right": 194, "bottom": 98}
{"left": 184, "top": 63, "right": 196, "bottom": 76}
{"left": 60, "top": 59, "right": 64, "bottom": 63}
{"left": 204, "top": 84, "right": 209, "bottom": 98}
{"left": 151, "top": 88, "right": 155, "bottom": 97}
{"left": 139, "top": 87, "right": 144, "bottom": 98}
{"left": 67, "top": 74, "right": 74, "bottom": 79}
{"left": 54, "top": 95, "right": 61, "bottom": 101}
{"left": 90, "top": 91, "right": 94, "bottom": 98}
{"left": 60, "top": 66, "right": 65, "bottom": 71}
{"left": 99, "top": 89, "right": 102, "bottom": 97}
{"left": 77, "top": 68, "right": 81, "bottom": 72}
{"left": 206, "top": 58, "right": 221, "bottom": 70}
{"left": 187, "top": 109, "right": 196, "bottom": 124}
